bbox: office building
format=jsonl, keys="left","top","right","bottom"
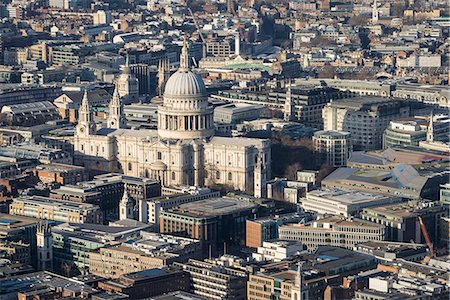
{"left": 213, "top": 103, "right": 265, "bottom": 125}
{"left": 383, "top": 115, "right": 450, "bottom": 148}
{"left": 0, "top": 101, "right": 60, "bottom": 126}
{"left": 279, "top": 216, "right": 385, "bottom": 251}
{"left": 98, "top": 268, "right": 190, "bottom": 298}
{"left": 89, "top": 232, "right": 202, "bottom": 278}
{"left": 52, "top": 222, "right": 149, "bottom": 275}
{"left": 212, "top": 84, "right": 348, "bottom": 127}
{"left": 10, "top": 196, "right": 103, "bottom": 224}
{"left": 50, "top": 173, "right": 160, "bottom": 221}
{"left": 0, "top": 271, "right": 98, "bottom": 299}
{"left": 313, "top": 130, "right": 352, "bottom": 167}
{"left": 360, "top": 200, "right": 446, "bottom": 245}
{"left": 34, "top": 163, "right": 88, "bottom": 185}
{"left": 246, "top": 213, "right": 312, "bottom": 248}
{"left": 322, "top": 97, "right": 421, "bottom": 150}
{"left": 322, "top": 163, "right": 447, "bottom": 200}
{"left": 302, "top": 188, "right": 403, "bottom": 217}
{"left": 146, "top": 187, "right": 219, "bottom": 225}
{"left": 355, "top": 241, "right": 428, "bottom": 262}
{"left": 160, "top": 197, "right": 257, "bottom": 252}
{"left": 252, "top": 240, "right": 304, "bottom": 262}
{"left": 175, "top": 259, "right": 247, "bottom": 300}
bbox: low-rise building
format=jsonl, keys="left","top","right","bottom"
{"left": 213, "top": 103, "right": 265, "bottom": 125}
{"left": 146, "top": 188, "right": 219, "bottom": 226}
{"left": 89, "top": 232, "right": 202, "bottom": 278}
{"left": 34, "top": 163, "right": 88, "bottom": 185}
{"left": 246, "top": 213, "right": 312, "bottom": 248}
{"left": 175, "top": 259, "right": 248, "bottom": 300}
{"left": 360, "top": 200, "right": 445, "bottom": 245}
{"left": 1, "top": 101, "right": 60, "bottom": 126}
{"left": 252, "top": 240, "right": 304, "bottom": 262}
{"left": 98, "top": 268, "right": 190, "bottom": 299}
{"left": 160, "top": 196, "right": 258, "bottom": 253}
{"left": 10, "top": 196, "right": 103, "bottom": 224}
{"left": 52, "top": 222, "right": 150, "bottom": 275}
{"left": 302, "top": 188, "right": 403, "bottom": 217}
{"left": 279, "top": 216, "right": 385, "bottom": 251}
{"left": 355, "top": 241, "right": 428, "bottom": 262}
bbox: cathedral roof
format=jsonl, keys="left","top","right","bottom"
{"left": 163, "top": 70, "right": 206, "bottom": 98}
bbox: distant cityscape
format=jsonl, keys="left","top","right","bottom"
{"left": 0, "top": 0, "right": 449, "bottom": 299}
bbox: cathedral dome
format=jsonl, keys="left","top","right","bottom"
{"left": 163, "top": 70, "right": 206, "bottom": 97}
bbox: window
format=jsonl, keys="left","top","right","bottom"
{"left": 228, "top": 172, "right": 232, "bottom": 181}
{"left": 172, "top": 172, "right": 176, "bottom": 180}
{"left": 216, "top": 171, "right": 220, "bottom": 180}
{"left": 157, "top": 152, "right": 162, "bottom": 160}
{"left": 128, "top": 163, "right": 132, "bottom": 171}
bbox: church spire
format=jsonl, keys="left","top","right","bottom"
{"left": 179, "top": 38, "right": 189, "bottom": 71}
{"left": 107, "top": 82, "right": 127, "bottom": 129}
{"left": 76, "top": 88, "right": 96, "bottom": 136}
{"left": 427, "top": 111, "right": 434, "bottom": 142}
{"left": 284, "top": 79, "right": 295, "bottom": 122}
{"left": 123, "top": 53, "right": 131, "bottom": 75}
{"left": 372, "top": 0, "right": 379, "bottom": 23}
{"left": 119, "top": 189, "right": 133, "bottom": 220}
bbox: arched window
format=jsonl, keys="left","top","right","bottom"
{"left": 128, "top": 163, "right": 132, "bottom": 171}
{"left": 171, "top": 172, "right": 176, "bottom": 180}
{"left": 228, "top": 172, "right": 232, "bottom": 181}
{"left": 216, "top": 171, "right": 220, "bottom": 180}
{"left": 145, "top": 169, "right": 149, "bottom": 178}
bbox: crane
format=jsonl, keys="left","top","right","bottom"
{"left": 418, "top": 216, "right": 436, "bottom": 258}
{"left": 187, "top": 7, "right": 207, "bottom": 59}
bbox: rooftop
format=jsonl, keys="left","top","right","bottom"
{"left": 165, "top": 197, "right": 257, "bottom": 218}
{"left": 307, "top": 188, "right": 399, "bottom": 204}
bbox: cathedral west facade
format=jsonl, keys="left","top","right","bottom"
{"left": 74, "top": 41, "right": 271, "bottom": 197}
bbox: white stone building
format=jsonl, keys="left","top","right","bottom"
{"left": 74, "top": 42, "right": 271, "bottom": 197}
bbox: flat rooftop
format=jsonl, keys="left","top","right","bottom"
{"left": 307, "top": 188, "right": 398, "bottom": 204}
{"left": 166, "top": 197, "right": 257, "bottom": 218}
{"left": 362, "top": 201, "right": 443, "bottom": 218}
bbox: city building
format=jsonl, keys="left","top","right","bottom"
{"left": 313, "top": 130, "right": 352, "bottom": 167}
{"left": 89, "top": 232, "right": 201, "bottom": 278}
{"left": 213, "top": 103, "right": 265, "bottom": 125}
{"left": 0, "top": 271, "right": 98, "bottom": 299}
{"left": 322, "top": 97, "right": 424, "bottom": 150}
{"left": 212, "top": 83, "right": 349, "bottom": 127}
{"left": 98, "top": 268, "right": 190, "bottom": 298}
{"left": 246, "top": 213, "right": 312, "bottom": 248}
{"left": 252, "top": 240, "right": 304, "bottom": 262}
{"left": 322, "top": 164, "right": 447, "bottom": 200}
{"left": 34, "top": 163, "right": 88, "bottom": 185}
{"left": 146, "top": 187, "right": 220, "bottom": 225}
{"left": 360, "top": 200, "right": 446, "bottom": 245}
{"left": 10, "top": 196, "right": 103, "bottom": 224}
{"left": 383, "top": 114, "right": 450, "bottom": 148}
{"left": 279, "top": 216, "right": 385, "bottom": 251}
{"left": 355, "top": 241, "right": 428, "bottom": 262}
{"left": 52, "top": 222, "right": 150, "bottom": 275}
{"left": 73, "top": 43, "right": 271, "bottom": 198}
{"left": 50, "top": 173, "right": 160, "bottom": 221}
{"left": 175, "top": 259, "right": 247, "bottom": 300}
{"left": 302, "top": 188, "right": 403, "bottom": 217}
{"left": 160, "top": 196, "right": 257, "bottom": 252}
{"left": 0, "top": 101, "right": 60, "bottom": 126}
